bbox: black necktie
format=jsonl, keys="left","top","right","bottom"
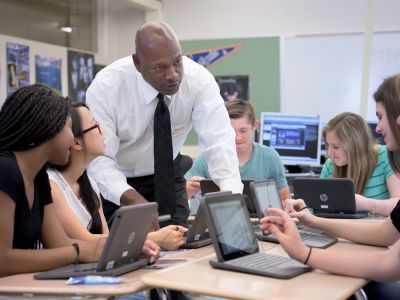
{"left": 154, "top": 93, "right": 176, "bottom": 215}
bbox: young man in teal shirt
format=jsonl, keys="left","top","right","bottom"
{"left": 185, "top": 100, "right": 290, "bottom": 200}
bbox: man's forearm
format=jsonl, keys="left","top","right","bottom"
{"left": 120, "top": 189, "right": 148, "bottom": 206}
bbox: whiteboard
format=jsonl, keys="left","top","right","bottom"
{"left": 280, "top": 32, "right": 400, "bottom": 124}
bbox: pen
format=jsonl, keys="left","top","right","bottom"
{"left": 158, "top": 214, "right": 171, "bottom": 223}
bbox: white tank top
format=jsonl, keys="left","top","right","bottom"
{"left": 47, "top": 169, "right": 101, "bottom": 229}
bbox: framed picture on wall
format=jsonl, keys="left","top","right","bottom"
{"left": 35, "top": 55, "right": 62, "bottom": 93}
{"left": 6, "top": 42, "right": 30, "bottom": 96}
{"left": 215, "top": 75, "right": 249, "bottom": 103}
{"left": 67, "top": 50, "right": 94, "bottom": 102}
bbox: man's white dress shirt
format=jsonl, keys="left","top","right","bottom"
{"left": 86, "top": 55, "right": 242, "bottom": 205}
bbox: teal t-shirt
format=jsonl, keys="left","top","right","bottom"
{"left": 185, "top": 142, "right": 287, "bottom": 190}
{"left": 320, "top": 144, "right": 393, "bottom": 199}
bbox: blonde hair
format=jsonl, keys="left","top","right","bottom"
{"left": 322, "top": 112, "right": 377, "bottom": 194}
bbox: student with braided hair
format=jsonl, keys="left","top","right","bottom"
{"left": 0, "top": 84, "right": 159, "bottom": 277}
{"left": 48, "top": 102, "right": 186, "bottom": 249}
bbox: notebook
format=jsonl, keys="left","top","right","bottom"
{"left": 200, "top": 179, "right": 256, "bottom": 216}
{"left": 201, "top": 192, "right": 311, "bottom": 279}
{"left": 250, "top": 179, "right": 337, "bottom": 248}
{"left": 34, "top": 202, "right": 158, "bottom": 279}
{"left": 293, "top": 178, "right": 368, "bottom": 218}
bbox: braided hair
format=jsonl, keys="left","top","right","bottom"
{"left": 53, "top": 102, "right": 104, "bottom": 234}
{"left": 0, "top": 84, "right": 71, "bottom": 151}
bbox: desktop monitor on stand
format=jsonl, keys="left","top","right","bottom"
{"left": 259, "top": 113, "right": 321, "bottom": 173}
{"left": 367, "top": 122, "right": 385, "bottom": 145}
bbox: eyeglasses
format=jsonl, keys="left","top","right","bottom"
{"left": 76, "top": 122, "right": 102, "bottom": 136}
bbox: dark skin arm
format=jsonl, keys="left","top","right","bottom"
{"left": 121, "top": 189, "right": 160, "bottom": 230}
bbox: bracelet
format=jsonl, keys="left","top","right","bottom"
{"left": 72, "top": 243, "right": 80, "bottom": 265}
{"left": 299, "top": 206, "right": 309, "bottom": 211}
{"left": 303, "top": 247, "right": 312, "bottom": 265}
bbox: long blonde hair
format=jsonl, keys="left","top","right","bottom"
{"left": 322, "top": 112, "right": 377, "bottom": 194}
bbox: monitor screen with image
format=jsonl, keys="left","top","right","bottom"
{"left": 367, "top": 122, "right": 385, "bottom": 145}
{"left": 260, "top": 113, "right": 321, "bottom": 166}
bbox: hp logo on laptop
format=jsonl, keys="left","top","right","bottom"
{"left": 319, "top": 193, "right": 328, "bottom": 202}
{"left": 128, "top": 232, "right": 136, "bottom": 244}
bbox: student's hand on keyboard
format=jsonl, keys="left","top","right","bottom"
{"left": 141, "top": 240, "right": 160, "bottom": 264}
{"left": 259, "top": 208, "right": 309, "bottom": 263}
{"left": 286, "top": 199, "right": 316, "bottom": 227}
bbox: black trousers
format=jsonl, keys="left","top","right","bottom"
{"left": 103, "top": 154, "right": 192, "bottom": 228}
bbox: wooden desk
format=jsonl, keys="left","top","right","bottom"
{"left": 0, "top": 245, "right": 214, "bottom": 297}
{"left": 142, "top": 241, "right": 384, "bottom": 300}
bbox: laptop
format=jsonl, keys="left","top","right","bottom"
{"left": 182, "top": 204, "right": 212, "bottom": 249}
{"left": 201, "top": 192, "right": 311, "bottom": 279}
{"left": 293, "top": 178, "right": 368, "bottom": 219}
{"left": 183, "top": 191, "right": 233, "bottom": 249}
{"left": 200, "top": 179, "right": 256, "bottom": 217}
{"left": 34, "top": 202, "right": 158, "bottom": 279}
{"left": 249, "top": 179, "right": 337, "bottom": 248}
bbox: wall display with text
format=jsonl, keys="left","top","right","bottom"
{"left": 6, "top": 42, "right": 30, "bottom": 96}
{"left": 35, "top": 55, "right": 62, "bottom": 93}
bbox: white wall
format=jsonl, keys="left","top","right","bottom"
{"left": 162, "top": 0, "right": 400, "bottom": 39}
{"left": 0, "top": 34, "right": 68, "bottom": 105}
{"left": 95, "top": 0, "right": 146, "bottom": 65}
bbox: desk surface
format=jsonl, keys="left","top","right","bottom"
{"left": 0, "top": 245, "right": 214, "bottom": 297}
{"left": 142, "top": 241, "right": 384, "bottom": 300}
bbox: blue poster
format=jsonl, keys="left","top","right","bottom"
{"left": 35, "top": 55, "right": 62, "bottom": 93}
{"left": 6, "top": 42, "right": 30, "bottom": 96}
{"left": 186, "top": 44, "right": 241, "bottom": 68}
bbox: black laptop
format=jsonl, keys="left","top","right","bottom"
{"left": 250, "top": 179, "right": 337, "bottom": 248}
{"left": 201, "top": 192, "right": 311, "bottom": 279}
{"left": 182, "top": 204, "right": 212, "bottom": 249}
{"left": 200, "top": 179, "right": 256, "bottom": 216}
{"left": 34, "top": 202, "right": 158, "bottom": 279}
{"left": 293, "top": 178, "right": 368, "bottom": 219}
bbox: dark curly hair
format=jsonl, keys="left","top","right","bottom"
{"left": 0, "top": 84, "right": 71, "bottom": 151}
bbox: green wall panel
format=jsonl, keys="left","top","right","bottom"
{"left": 181, "top": 37, "right": 280, "bottom": 145}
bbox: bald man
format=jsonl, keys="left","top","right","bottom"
{"left": 86, "top": 21, "right": 242, "bottom": 227}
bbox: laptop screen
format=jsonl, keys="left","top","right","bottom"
{"left": 207, "top": 196, "right": 258, "bottom": 260}
{"left": 251, "top": 180, "right": 283, "bottom": 217}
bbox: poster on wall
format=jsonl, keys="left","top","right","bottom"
{"left": 215, "top": 75, "right": 249, "bottom": 102}
{"left": 186, "top": 44, "right": 241, "bottom": 69}
{"left": 67, "top": 50, "right": 94, "bottom": 102}
{"left": 6, "top": 42, "right": 30, "bottom": 96}
{"left": 35, "top": 55, "right": 62, "bottom": 93}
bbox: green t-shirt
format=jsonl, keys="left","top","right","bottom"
{"left": 185, "top": 142, "right": 287, "bottom": 190}
{"left": 320, "top": 144, "right": 393, "bottom": 199}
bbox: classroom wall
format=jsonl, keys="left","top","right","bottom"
{"left": 163, "top": 0, "right": 400, "bottom": 39}
{"left": 181, "top": 37, "right": 280, "bottom": 145}
{"left": 0, "top": 34, "right": 69, "bottom": 105}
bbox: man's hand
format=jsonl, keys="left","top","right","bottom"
{"left": 121, "top": 189, "right": 160, "bottom": 230}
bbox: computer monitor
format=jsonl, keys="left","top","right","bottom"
{"left": 260, "top": 113, "right": 321, "bottom": 166}
{"left": 367, "top": 122, "right": 385, "bottom": 145}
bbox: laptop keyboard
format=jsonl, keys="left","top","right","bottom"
{"left": 226, "top": 252, "right": 290, "bottom": 271}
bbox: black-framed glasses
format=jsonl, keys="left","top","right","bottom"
{"left": 76, "top": 122, "right": 101, "bottom": 137}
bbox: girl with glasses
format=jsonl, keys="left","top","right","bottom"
{"left": 48, "top": 103, "right": 187, "bottom": 250}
